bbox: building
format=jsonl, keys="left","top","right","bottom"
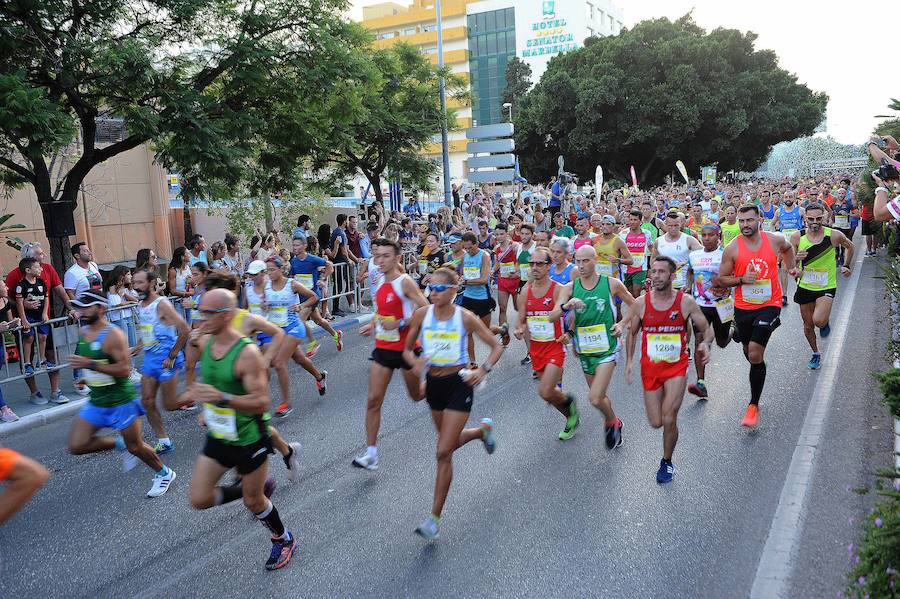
{"left": 359, "top": 0, "right": 623, "bottom": 187}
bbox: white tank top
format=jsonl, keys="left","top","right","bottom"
{"left": 657, "top": 233, "right": 691, "bottom": 288}
{"left": 138, "top": 297, "right": 177, "bottom": 351}
{"left": 174, "top": 266, "right": 191, "bottom": 292}
{"left": 421, "top": 305, "right": 467, "bottom": 367}
{"left": 368, "top": 257, "right": 384, "bottom": 306}
{"left": 245, "top": 281, "right": 269, "bottom": 317}
{"left": 266, "top": 278, "right": 299, "bottom": 328}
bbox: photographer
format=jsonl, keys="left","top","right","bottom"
{"left": 871, "top": 160, "right": 900, "bottom": 223}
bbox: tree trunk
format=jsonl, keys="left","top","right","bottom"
{"left": 182, "top": 197, "right": 193, "bottom": 244}
{"left": 263, "top": 194, "right": 275, "bottom": 232}
{"left": 370, "top": 174, "right": 384, "bottom": 206}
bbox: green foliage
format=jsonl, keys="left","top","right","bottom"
{"left": 501, "top": 56, "right": 532, "bottom": 112}
{"left": 514, "top": 15, "right": 827, "bottom": 186}
{"left": 875, "top": 368, "right": 900, "bottom": 419}
{"left": 0, "top": 212, "right": 25, "bottom": 251}
{"left": 845, "top": 473, "right": 900, "bottom": 599}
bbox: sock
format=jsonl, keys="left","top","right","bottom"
{"left": 283, "top": 446, "right": 294, "bottom": 467}
{"left": 429, "top": 514, "right": 440, "bottom": 525}
{"left": 156, "top": 465, "right": 169, "bottom": 477}
{"left": 158, "top": 437, "right": 171, "bottom": 446}
{"left": 812, "top": 352, "right": 820, "bottom": 357}
{"left": 114, "top": 436, "right": 126, "bottom": 451}
{"left": 214, "top": 480, "right": 244, "bottom": 505}
{"left": 366, "top": 445, "right": 377, "bottom": 459}
{"left": 697, "top": 379, "right": 705, "bottom": 386}
{"left": 255, "top": 500, "right": 286, "bottom": 537}
{"left": 749, "top": 362, "right": 767, "bottom": 406}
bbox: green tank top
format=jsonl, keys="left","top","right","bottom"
{"left": 572, "top": 277, "right": 618, "bottom": 359}
{"left": 200, "top": 336, "right": 266, "bottom": 446}
{"left": 798, "top": 227, "right": 836, "bottom": 291}
{"left": 77, "top": 325, "right": 136, "bottom": 408}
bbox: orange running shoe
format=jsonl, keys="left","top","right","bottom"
{"left": 741, "top": 404, "right": 759, "bottom": 428}
{"left": 275, "top": 402, "right": 292, "bottom": 418}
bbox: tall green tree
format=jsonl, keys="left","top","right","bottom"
{"left": 501, "top": 56, "right": 532, "bottom": 116}
{"left": 317, "top": 42, "right": 464, "bottom": 205}
{"left": 0, "top": 0, "right": 357, "bottom": 274}
{"left": 514, "top": 15, "right": 827, "bottom": 186}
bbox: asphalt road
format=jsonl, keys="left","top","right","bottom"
{"left": 0, "top": 246, "right": 894, "bottom": 599}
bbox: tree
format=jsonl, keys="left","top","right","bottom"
{"left": 514, "top": 15, "right": 827, "bottom": 187}
{"left": 501, "top": 56, "right": 532, "bottom": 115}
{"left": 758, "top": 136, "right": 864, "bottom": 179}
{"left": 0, "top": 0, "right": 356, "bottom": 275}
{"left": 317, "top": 42, "right": 465, "bottom": 205}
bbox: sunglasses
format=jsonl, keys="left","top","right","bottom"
{"left": 197, "top": 308, "right": 230, "bottom": 316}
{"left": 428, "top": 284, "right": 457, "bottom": 293}
{"left": 528, "top": 260, "right": 551, "bottom": 266}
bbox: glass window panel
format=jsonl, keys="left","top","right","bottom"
{"left": 487, "top": 33, "right": 497, "bottom": 54}
{"left": 485, "top": 11, "right": 495, "bottom": 31}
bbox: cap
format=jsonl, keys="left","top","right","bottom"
{"left": 71, "top": 290, "right": 108, "bottom": 309}
{"left": 447, "top": 234, "right": 462, "bottom": 243}
{"left": 246, "top": 260, "right": 266, "bottom": 275}
{"left": 601, "top": 215, "right": 617, "bottom": 224}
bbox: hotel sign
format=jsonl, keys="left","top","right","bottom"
{"left": 521, "top": 1, "right": 578, "bottom": 58}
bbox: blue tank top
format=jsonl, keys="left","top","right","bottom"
{"left": 779, "top": 205, "right": 803, "bottom": 231}
{"left": 462, "top": 250, "right": 488, "bottom": 300}
{"left": 760, "top": 204, "right": 776, "bottom": 220}
{"left": 549, "top": 263, "right": 574, "bottom": 285}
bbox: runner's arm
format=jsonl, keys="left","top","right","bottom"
{"left": 183, "top": 331, "right": 202, "bottom": 386}
{"left": 225, "top": 344, "right": 270, "bottom": 413}
{"left": 96, "top": 326, "right": 133, "bottom": 378}
{"left": 833, "top": 230, "right": 854, "bottom": 274}
{"left": 401, "top": 275, "right": 430, "bottom": 309}
{"left": 514, "top": 285, "right": 530, "bottom": 338}
{"left": 547, "top": 283, "right": 574, "bottom": 323}
{"left": 291, "top": 281, "right": 318, "bottom": 310}
{"left": 775, "top": 234, "right": 797, "bottom": 275}
{"left": 157, "top": 298, "right": 190, "bottom": 363}
{"left": 683, "top": 294, "right": 713, "bottom": 348}
{"left": 609, "top": 277, "right": 636, "bottom": 311}
{"left": 771, "top": 209, "right": 781, "bottom": 230}
{"left": 246, "top": 314, "right": 285, "bottom": 366}
{"left": 614, "top": 238, "right": 632, "bottom": 265}
{"left": 0, "top": 453, "right": 49, "bottom": 525}
{"left": 713, "top": 244, "right": 742, "bottom": 287}
{"left": 464, "top": 310, "right": 504, "bottom": 369}
{"left": 401, "top": 307, "right": 426, "bottom": 369}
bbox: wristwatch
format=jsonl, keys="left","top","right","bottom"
{"left": 480, "top": 362, "right": 493, "bottom": 373}
{"left": 220, "top": 393, "right": 233, "bottom": 405}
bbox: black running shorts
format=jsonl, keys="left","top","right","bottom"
{"left": 203, "top": 436, "right": 273, "bottom": 475}
{"left": 425, "top": 371, "right": 473, "bottom": 413}
{"left": 793, "top": 286, "right": 835, "bottom": 305}
{"left": 733, "top": 306, "right": 781, "bottom": 348}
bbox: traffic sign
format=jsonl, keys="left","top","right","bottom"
{"left": 466, "top": 139, "right": 515, "bottom": 154}
{"left": 467, "top": 169, "right": 516, "bottom": 183}
{"left": 468, "top": 154, "right": 516, "bottom": 168}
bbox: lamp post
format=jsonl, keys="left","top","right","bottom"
{"left": 502, "top": 102, "right": 513, "bottom": 122}
{"left": 436, "top": 0, "right": 452, "bottom": 207}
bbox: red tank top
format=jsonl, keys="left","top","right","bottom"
{"left": 495, "top": 243, "right": 519, "bottom": 280}
{"left": 733, "top": 232, "right": 783, "bottom": 310}
{"left": 525, "top": 281, "right": 562, "bottom": 343}
{"left": 624, "top": 231, "right": 649, "bottom": 274}
{"left": 640, "top": 291, "right": 689, "bottom": 370}
{"left": 374, "top": 274, "right": 416, "bottom": 351}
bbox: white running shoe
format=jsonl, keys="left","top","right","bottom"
{"left": 129, "top": 369, "right": 142, "bottom": 386}
{"left": 352, "top": 453, "right": 378, "bottom": 471}
{"left": 73, "top": 384, "right": 91, "bottom": 397}
{"left": 50, "top": 390, "right": 71, "bottom": 404}
{"left": 0, "top": 406, "right": 19, "bottom": 422}
{"left": 286, "top": 442, "right": 302, "bottom": 483}
{"left": 147, "top": 467, "right": 176, "bottom": 497}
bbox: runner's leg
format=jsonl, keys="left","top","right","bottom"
{"left": 120, "top": 419, "right": 164, "bottom": 471}
{"left": 188, "top": 455, "right": 230, "bottom": 509}
{"left": 68, "top": 417, "right": 113, "bottom": 454}
{"left": 800, "top": 301, "right": 818, "bottom": 354}
{"left": 365, "top": 363, "right": 394, "bottom": 446}
{"left": 539, "top": 363, "right": 568, "bottom": 415}
{"left": 812, "top": 295, "right": 833, "bottom": 329}
{"left": 586, "top": 361, "right": 617, "bottom": 425}
{"left": 660, "top": 376, "right": 687, "bottom": 461}
{"left": 430, "top": 409, "right": 482, "bottom": 518}
{"left": 140, "top": 377, "right": 168, "bottom": 440}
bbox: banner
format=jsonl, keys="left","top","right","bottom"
{"left": 630, "top": 165, "right": 638, "bottom": 189}
{"left": 701, "top": 166, "right": 717, "bottom": 186}
{"left": 595, "top": 165, "right": 603, "bottom": 196}
{"left": 675, "top": 160, "right": 689, "bottom": 184}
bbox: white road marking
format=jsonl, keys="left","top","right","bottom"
{"left": 750, "top": 248, "right": 864, "bottom": 598}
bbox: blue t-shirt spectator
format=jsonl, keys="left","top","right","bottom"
{"left": 550, "top": 182, "right": 561, "bottom": 208}
{"left": 403, "top": 200, "right": 423, "bottom": 217}
{"left": 329, "top": 227, "right": 349, "bottom": 264}
{"left": 359, "top": 235, "right": 372, "bottom": 259}
{"left": 290, "top": 254, "right": 328, "bottom": 297}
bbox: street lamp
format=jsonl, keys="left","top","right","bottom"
{"left": 436, "top": 0, "right": 452, "bottom": 207}
{"left": 502, "top": 102, "right": 513, "bottom": 122}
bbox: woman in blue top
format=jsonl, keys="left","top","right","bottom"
{"left": 548, "top": 237, "right": 576, "bottom": 285}
{"left": 459, "top": 232, "right": 497, "bottom": 364}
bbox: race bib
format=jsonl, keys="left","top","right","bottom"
{"left": 741, "top": 279, "right": 772, "bottom": 304}
{"left": 782, "top": 228, "right": 799, "bottom": 240}
{"left": 631, "top": 253, "right": 645, "bottom": 269}
{"left": 527, "top": 316, "right": 555, "bottom": 342}
{"left": 576, "top": 324, "right": 610, "bottom": 354}
{"left": 500, "top": 262, "right": 516, "bottom": 277}
{"left": 715, "top": 297, "right": 735, "bottom": 323}
{"left": 674, "top": 267, "right": 687, "bottom": 289}
{"left": 595, "top": 262, "right": 616, "bottom": 277}
{"left": 423, "top": 330, "right": 461, "bottom": 365}
{"left": 761, "top": 221, "right": 772, "bottom": 232}
{"left": 375, "top": 316, "right": 400, "bottom": 342}
{"left": 418, "top": 259, "right": 428, "bottom": 276}
{"left": 294, "top": 273, "right": 314, "bottom": 289}
{"left": 463, "top": 266, "right": 480, "bottom": 281}
{"left": 83, "top": 360, "right": 114, "bottom": 387}
{"left": 834, "top": 215, "right": 849, "bottom": 229}
{"left": 646, "top": 333, "right": 682, "bottom": 363}
{"left": 801, "top": 268, "right": 829, "bottom": 289}
{"left": 519, "top": 265, "right": 530, "bottom": 281}
{"left": 248, "top": 302, "right": 264, "bottom": 317}
{"left": 204, "top": 404, "right": 238, "bottom": 441}
{"left": 269, "top": 306, "right": 288, "bottom": 327}
{"left": 140, "top": 323, "right": 157, "bottom": 347}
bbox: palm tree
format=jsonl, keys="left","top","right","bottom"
{"left": 0, "top": 213, "right": 26, "bottom": 250}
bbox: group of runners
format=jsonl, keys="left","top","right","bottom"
{"left": 0, "top": 175, "right": 862, "bottom": 568}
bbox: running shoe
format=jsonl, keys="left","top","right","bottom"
{"left": 731, "top": 323, "right": 741, "bottom": 344}
{"left": 284, "top": 442, "right": 302, "bottom": 483}
{"left": 315, "top": 370, "right": 327, "bottom": 396}
{"left": 23, "top": 363, "right": 34, "bottom": 377}
{"left": 0, "top": 406, "right": 19, "bottom": 423}
{"left": 154, "top": 441, "right": 174, "bottom": 455}
{"left": 808, "top": 353, "right": 821, "bottom": 370}
{"left": 656, "top": 459, "right": 675, "bottom": 484}
{"left": 44, "top": 360, "right": 57, "bottom": 370}
{"left": 264, "top": 475, "right": 276, "bottom": 499}
{"left": 305, "top": 340, "right": 319, "bottom": 358}
{"left": 352, "top": 452, "right": 378, "bottom": 471}
{"left": 688, "top": 382, "right": 709, "bottom": 399}
{"left": 479, "top": 418, "right": 496, "bottom": 455}
{"left": 29, "top": 392, "right": 47, "bottom": 405}
{"left": 781, "top": 295, "right": 788, "bottom": 306}
{"left": 72, "top": 383, "right": 91, "bottom": 397}
{"left": 520, "top": 355, "right": 532, "bottom": 365}
{"left": 498, "top": 322, "right": 510, "bottom": 346}
{"left": 532, "top": 370, "right": 539, "bottom": 380}
{"left": 333, "top": 330, "right": 344, "bottom": 352}
{"left": 147, "top": 467, "right": 176, "bottom": 497}
{"left": 820, "top": 322, "right": 831, "bottom": 338}
{"left": 604, "top": 417, "right": 624, "bottom": 450}
{"left": 129, "top": 369, "right": 142, "bottom": 386}
{"left": 414, "top": 515, "right": 440, "bottom": 541}
{"left": 559, "top": 397, "right": 579, "bottom": 441}
{"left": 741, "top": 404, "right": 759, "bottom": 428}
{"left": 275, "top": 402, "right": 293, "bottom": 418}
{"left": 265, "top": 532, "right": 297, "bottom": 571}
{"left": 50, "top": 390, "right": 70, "bottom": 404}
{"left": 179, "top": 403, "right": 196, "bottom": 411}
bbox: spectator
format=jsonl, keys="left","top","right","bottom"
{"left": 208, "top": 240, "right": 226, "bottom": 270}
{"left": 328, "top": 213, "right": 356, "bottom": 317}
{"left": 403, "top": 196, "right": 423, "bottom": 217}
{"left": 15, "top": 257, "right": 50, "bottom": 383}
{"left": 360, "top": 222, "right": 378, "bottom": 259}
{"left": 63, "top": 242, "right": 102, "bottom": 300}
{"left": 166, "top": 246, "right": 192, "bottom": 323}
{"left": 255, "top": 232, "right": 277, "bottom": 263}
{"left": 549, "top": 176, "right": 562, "bottom": 216}
{"left": 222, "top": 233, "right": 245, "bottom": 277}
{"left": 0, "top": 280, "right": 20, "bottom": 422}
{"left": 347, "top": 215, "right": 363, "bottom": 263}
{"left": 187, "top": 234, "right": 207, "bottom": 266}
{"left": 104, "top": 265, "right": 137, "bottom": 348}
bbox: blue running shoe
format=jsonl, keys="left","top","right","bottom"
{"left": 808, "top": 353, "right": 821, "bottom": 370}
{"left": 656, "top": 459, "right": 675, "bottom": 484}
{"left": 480, "top": 418, "right": 496, "bottom": 455}
{"left": 415, "top": 515, "right": 440, "bottom": 541}
{"left": 23, "top": 363, "right": 34, "bottom": 377}
{"left": 154, "top": 441, "right": 174, "bottom": 455}
{"left": 265, "top": 532, "right": 297, "bottom": 571}
{"left": 820, "top": 322, "right": 831, "bottom": 338}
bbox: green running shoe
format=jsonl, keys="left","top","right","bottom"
{"left": 559, "top": 396, "right": 579, "bottom": 440}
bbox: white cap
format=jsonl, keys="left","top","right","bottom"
{"left": 246, "top": 260, "right": 266, "bottom": 275}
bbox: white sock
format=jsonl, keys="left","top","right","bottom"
{"left": 159, "top": 437, "right": 171, "bottom": 446}
{"left": 366, "top": 445, "right": 377, "bottom": 459}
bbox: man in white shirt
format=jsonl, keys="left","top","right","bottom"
{"left": 63, "top": 242, "right": 102, "bottom": 299}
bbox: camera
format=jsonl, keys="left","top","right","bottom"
{"left": 558, "top": 172, "right": 578, "bottom": 185}
{"left": 872, "top": 160, "right": 900, "bottom": 183}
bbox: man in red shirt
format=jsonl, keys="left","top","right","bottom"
{"left": 4, "top": 242, "right": 77, "bottom": 405}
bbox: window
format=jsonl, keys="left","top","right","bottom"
{"left": 403, "top": 27, "right": 416, "bottom": 36}
{"left": 422, "top": 46, "right": 438, "bottom": 54}
{"left": 586, "top": 2, "right": 594, "bottom": 20}
{"left": 422, "top": 23, "right": 437, "bottom": 32}
{"left": 377, "top": 31, "right": 397, "bottom": 40}
{"left": 598, "top": 9, "right": 605, "bottom": 24}
{"left": 609, "top": 15, "right": 614, "bottom": 30}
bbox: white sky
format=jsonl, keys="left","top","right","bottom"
{"left": 350, "top": 0, "right": 898, "bottom": 143}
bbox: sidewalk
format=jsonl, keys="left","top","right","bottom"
{"left": 0, "top": 310, "right": 374, "bottom": 439}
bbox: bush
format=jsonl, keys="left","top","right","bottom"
{"left": 876, "top": 368, "right": 900, "bottom": 419}
{"left": 846, "top": 473, "right": 900, "bottom": 598}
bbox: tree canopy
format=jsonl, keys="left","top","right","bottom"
{"left": 501, "top": 56, "right": 532, "bottom": 114}
{"left": 514, "top": 15, "right": 828, "bottom": 187}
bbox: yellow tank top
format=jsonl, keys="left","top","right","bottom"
{"left": 231, "top": 308, "right": 248, "bottom": 335}
{"left": 593, "top": 236, "right": 617, "bottom": 264}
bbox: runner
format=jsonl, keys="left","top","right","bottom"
{"left": 771, "top": 191, "right": 805, "bottom": 305}
{"left": 290, "top": 235, "right": 343, "bottom": 355}
{"left": 491, "top": 223, "right": 520, "bottom": 344}
{"left": 353, "top": 238, "right": 428, "bottom": 470}
{"left": 790, "top": 203, "right": 854, "bottom": 369}
{"left": 720, "top": 205, "right": 741, "bottom": 247}
{"left": 614, "top": 256, "right": 712, "bottom": 483}
{"left": 176, "top": 289, "right": 297, "bottom": 571}
{"left": 183, "top": 262, "right": 207, "bottom": 329}
{"left": 0, "top": 449, "right": 49, "bottom": 524}
{"left": 403, "top": 267, "right": 502, "bottom": 540}
{"left": 717, "top": 204, "right": 797, "bottom": 428}
{"left": 686, "top": 224, "right": 733, "bottom": 399}
{"left": 550, "top": 246, "right": 634, "bottom": 447}
{"left": 133, "top": 268, "right": 190, "bottom": 453}
{"left": 514, "top": 247, "right": 576, "bottom": 438}
{"left": 572, "top": 216, "right": 594, "bottom": 251}
{"left": 548, "top": 238, "right": 576, "bottom": 285}
{"left": 458, "top": 232, "right": 497, "bottom": 365}
{"left": 592, "top": 215, "right": 631, "bottom": 280}
{"left": 620, "top": 209, "right": 652, "bottom": 297}
{"left": 654, "top": 211, "right": 701, "bottom": 291}
{"left": 66, "top": 290, "right": 176, "bottom": 496}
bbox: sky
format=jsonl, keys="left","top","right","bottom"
{"left": 349, "top": 0, "right": 899, "bottom": 144}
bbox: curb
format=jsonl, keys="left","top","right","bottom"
{"left": 0, "top": 312, "right": 376, "bottom": 440}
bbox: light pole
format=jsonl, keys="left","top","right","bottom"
{"left": 502, "top": 102, "right": 513, "bottom": 122}
{"left": 436, "top": 0, "right": 452, "bottom": 207}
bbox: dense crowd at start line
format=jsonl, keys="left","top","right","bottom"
{"left": 0, "top": 172, "right": 877, "bottom": 571}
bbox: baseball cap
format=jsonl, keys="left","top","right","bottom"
{"left": 447, "top": 234, "right": 462, "bottom": 243}
{"left": 71, "top": 290, "right": 108, "bottom": 309}
{"left": 246, "top": 260, "right": 266, "bottom": 275}
{"left": 601, "top": 215, "right": 617, "bottom": 224}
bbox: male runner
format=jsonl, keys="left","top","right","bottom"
{"left": 790, "top": 203, "right": 853, "bottom": 369}
{"left": 354, "top": 238, "right": 428, "bottom": 470}
{"left": 654, "top": 211, "right": 701, "bottom": 291}
{"left": 514, "top": 248, "right": 577, "bottom": 439}
{"left": 177, "top": 289, "right": 297, "bottom": 571}
{"left": 716, "top": 205, "right": 797, "bottom": 428}
{"left": 593, "top": 215, "right": 631, "bottom": 279}
{"left": 686, "top": 224, "right": 733, "bottom": 398}
{"left": 133, "top": 268, "right": 190, "bottom": 453}
{"left": 458, "top": 232, "right": 496, "bottom": 365}
{"left": 67, "top": 290, "right": 176, "bottom": 496}
{"left": 572, "top": 216, "right": 594, "bottom": 251}
{"left": 615, "top": 256, "right": 712, "bottom": 483}
{"left": 620, "top": 209, "right": 652, "bottom": 297}
{"left": 290, "top": 235, "right": 343, "bottom": 354}
{"left": 491, "top": 223, "right": 520, "bottom": 343}
{"left": 771, "top": 190, "right": 805, "bottom": 305}
{"left": 403, "top": 268, "right": 502, "bottom": 540}
{"left": 550, "top": 246, "right": 634, "bottom": 447}
{"left": 0, "top": 449, "right": 48, "bottom": 524}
